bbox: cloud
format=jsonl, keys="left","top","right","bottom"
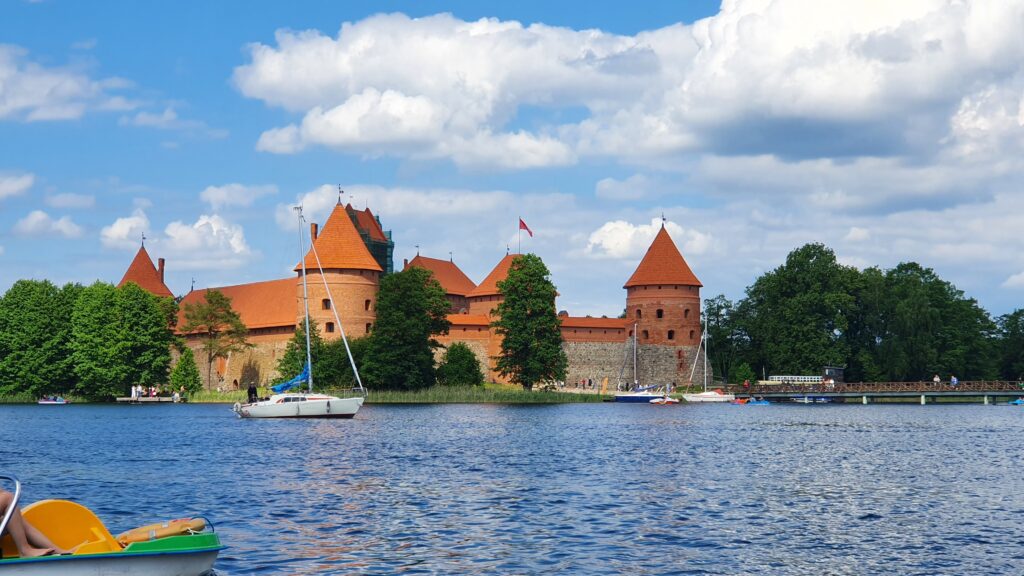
{"left": 0, "top": 173, "right": 34, "bottom": 200}
{"left": 119, "top": 107, "right": 227, "bottom": 138}
{"left": 45, "top": 192, "right": 95, "bottom": 209}
{"left": 0, "top": 45, "right": 133, "bottom": 121}
{"left": 162, "top": 214, "right": 253, "bottom": 269}
{"left": 13, "top": 210, "right": 84, "bottom": 238}
{"left": 595, "top": 174, "right": 660, "bottom": 200}
{"left": 200, "top": 183, "right": 277, "bottom": 210}
{"left": 100, "top": 208, "right": 150, "bottom": 249}
{"left": 844, "top": 227, "right": 870, "bottom": 242}
{"left": 585, "top": 218, "right": 711, "bottom": 260}
{"left": 1003, "top": 272, "right": 1024, "bottom": 288}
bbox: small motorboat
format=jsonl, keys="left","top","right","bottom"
{"left": 649, "top": 396, "right": 680, "bottom": 405}
{"left": 0, "top": 475, "right": 223, "bottom": 575}
{"left": 746, "top": 399, "right": 771, "bottom": 405}
{"left": 1009, "top": 398, "right": 1024, "bottom": 406}
{"left": 36, "top": 397, "right": 69, "bottom": 405}
{"left": 682, "top": 389, "right": 735, "bottom": 403}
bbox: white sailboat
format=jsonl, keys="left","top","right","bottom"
{"left": 682, "top": 299, "right": 734, "bottom": 403}
{"left": 233, "top": 206, "right": 366, "bottom": 419}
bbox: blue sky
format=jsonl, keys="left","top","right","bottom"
{"left": 3, "top": 0, "right": 1024, "bottom": 317}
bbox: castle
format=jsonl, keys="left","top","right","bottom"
{"left": 118, "top": 201, "right": 708, "bottom": 390}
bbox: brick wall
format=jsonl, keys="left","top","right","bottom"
{"left": 303, "top": 269, "right": 379, "bottom": 340}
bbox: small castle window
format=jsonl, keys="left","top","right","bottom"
{"left": 689, "top": 330, "right": 695, "bottom": 341}
{"left": 366, "top": 323, "right": 372, "bottom": 334}
{"left": 636, "top": 309, "right": 642, "bottom": 319}
{"left": 326, "top": 322, "right": 335, "bottom": 333}
{"left": 667, "top": 330, "right": 675, "bottom": 340}
{"left": 642, "top": 330, "right": 649, "bottom": 340}
{"left": 684, "top": 308, "right": 690, "bottom": 319}
{"left": 364, "top": 299, "right": 371, "bottom": 311}
{"left": 656, "top": 309, "right": 664, "bottom": 319}
{"left": 322, "top": 299, "right": 331, "bottom": 310}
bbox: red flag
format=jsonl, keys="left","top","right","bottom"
{"left": 519, "top": 218, "right": 533, "bottom": 237}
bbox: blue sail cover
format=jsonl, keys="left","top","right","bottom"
{"left": 272, "top": 364, "right": 309, "bottom": 394}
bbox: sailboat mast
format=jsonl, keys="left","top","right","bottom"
{"left": 702, "top": 298, "right": 708, "bottom": 392}
{"left": 296, "top": 206, "right": 314, "bottom": 394}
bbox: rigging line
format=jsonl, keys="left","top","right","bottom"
{"left": 302, "top": 212, "right": 367, "bottom": 395}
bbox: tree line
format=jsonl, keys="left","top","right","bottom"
{"left": 704, "top": 243, "right": 1024, "bottom": 384}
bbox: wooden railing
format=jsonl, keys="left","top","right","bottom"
{"left": 731, "top": 380, "right": 1024, "bottom": 395}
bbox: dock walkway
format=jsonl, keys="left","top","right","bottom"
{"left": 734, "top": 380, "right": 1024, "bottom": 404}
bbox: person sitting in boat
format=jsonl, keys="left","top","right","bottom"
{"left": 0, "top": 489, "right": 73, "bottom": 557}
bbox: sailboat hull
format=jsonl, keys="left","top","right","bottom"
{"left": 235, "top": 394, "right": 363, "bottom": 419}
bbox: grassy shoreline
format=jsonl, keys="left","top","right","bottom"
{"left": 1, "top": 385, "right": 610, "bottom": 405}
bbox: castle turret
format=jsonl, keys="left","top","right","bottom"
{"left": 296, "top": 203, "right": 382, "bottom": 339}
{"left": 624, "top": 226, "right": 705, "bottom": 384}
{"left": 466, "top": 254, "right": 518, "bottom": 318}
{"left": 118, "top": 245, "right": 174, "bottom": 298}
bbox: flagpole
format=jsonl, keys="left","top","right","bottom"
{"left": 518, "top": 216, "right": 521, "bottom": 254}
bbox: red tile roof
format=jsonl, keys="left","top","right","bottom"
{"left": 177, "top": 277, "right": 297, "bottom": 331}
{"left": 118, "top": 246, "right": 173, "bottom": 298}
{"left": 349, "top": 205, "right": 388, "bottom": 243}
{"left": 624, "top": 227, "right": 702, "bottom": 288}
{"left": 405, "top": 255, "right": 477, "bottom": 296}
{"left": 467, "top": 254, "right": 519, "bottom": 298}
{"left": 447, "top": 313, "right": 491, "bottom": 326}
{"left": 296, "top": 204, "right": 382, "bottom": 272}
{"left": 559, "top": 317, "right": 631, "bottom": 329}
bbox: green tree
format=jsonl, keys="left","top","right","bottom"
{"left": 741, "top": 243, "right": 858, "bottom": 376}
{"left": 437, "top": 342, "right": 485, "bottom": 386}
{"left": 117, "top": 283, "right": 173, "bottom": 389}
{"left": 320, "top": 335, "right": 371, "bottom": 389}
{"left": 703, "top": 294, "right": 748, "bottom": 385}
{"left": 363, "top": 267, "right": 451, "bottom": 390}
{"left": 996, "top": 309, "right": 1024, "bottom": 381}
{"left": 71, "top": 282, "right": 125, "bottom": 399}
{"left": 492, "top": 254, "right": 567, "bottom": 390}
{"left": 0, "top": 280, "right": 79, "bottom": 396}
{"left": 275, "top": 320, "right": 326, "bottom": 390}
{"left": 180, "top": 289, "right": 250, "bottom": 389}
{"left": 169, "top": 346, "right": 202, "bottom": 395}
{"left": 732, "top": 362, "right": 756, "bottom": 384}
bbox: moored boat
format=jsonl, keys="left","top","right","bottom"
{"left": 649, "top": 395, "right": 680, "bottom": 405}
{"left": 0, "top": 475, "right": 223, "bottom": 575}
{"left": 683, "top": 389, "right": 735, "bottom": 403}
{"left": 1009, "top": 398, "right": 1024, "bottom": 405}
{"left": 36, "top": 397, "right": 69, "bottom": 405}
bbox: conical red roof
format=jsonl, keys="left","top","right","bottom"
{"left": 405, "top": 255, "right": 477, "bottom": 296}
{"left": 295, "top": 204, "right": 382, "bottom": 272}
{"left": 118, "top": 246, "right": 173, "bottom": 298}
{"left": 624, "top": 227, "right": 702, "bottom": 288}
{"left": 467, "top": 254, "right": 518, "bottom": 298}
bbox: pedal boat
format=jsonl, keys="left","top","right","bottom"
{"left": 1, "top": 480, "right": 223, "bottom": 576}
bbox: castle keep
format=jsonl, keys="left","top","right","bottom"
{"left": 119, "top": 203, "right": 707, "bottom": 390}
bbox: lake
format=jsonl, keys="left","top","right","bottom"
{"left": 2, "top": 402, "right": 1023, "bottom": 574}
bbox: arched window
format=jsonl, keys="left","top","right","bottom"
{"left": 642, "top": 330, "right": 649, "bottom": 340}
{"left": 322, "top": 299, "right": 331, "bottom": 310}
{"left": 326, "top": 322, "right": 335, "bottom": 333}
{"left": 684, "top": 308, "right": 690, "bottom": 319}
{"left": 667, "top": 330, "right": 675, "bottom": 340}
{"left": 636, "top": 309, "right": 642, "bottom": 319}
{"left": 364, "top": 299, "right": 371, "bottom": 311}
{"left": 689, "top": 330, "right": 695, "bottom": 341}
{"left": 656, "top": 309, "right": 664, "bottom": 319}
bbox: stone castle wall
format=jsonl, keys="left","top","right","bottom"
{"left": 562, "top": 340, "right": 709, "bottom": 391}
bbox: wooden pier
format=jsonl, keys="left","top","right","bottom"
{"left": 114, "top": 396, "right": 184, "bottom": 403}
{"left": 732, "top": 380, "right": 1024, "bottom": 404}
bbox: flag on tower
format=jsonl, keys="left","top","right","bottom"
{"left": 519, "top": 218, "right": 533, "bottom": 237}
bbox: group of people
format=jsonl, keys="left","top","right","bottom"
{"left": 129, "top": 385, "right": 159, "bottom": 400}
{"left": 932, "top": 374, "right": 959, "bottom": 386}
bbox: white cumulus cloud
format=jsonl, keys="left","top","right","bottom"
{"left": 162, "top": 214, "right": 253, "bottom": 269}
{"left": 0, "top": 173, "right": 34, "bottom": 200}
{"left": 585, "top": 218, "right": 711, "bottom": 260}
{"left": 45, "top": 192, "right": 95, "bottom": 209}
{"left": 200, "top": 183, "right": 277, "bottom": 210}
{"left": 13, "top": 210, "right": 83, "bottom": 238}
{"left": 100, "top": 208, "right": 150, "bottom": 249}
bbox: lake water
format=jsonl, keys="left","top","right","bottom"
{"left": 2, "top": 402, "right": 1023, "bottom": 574}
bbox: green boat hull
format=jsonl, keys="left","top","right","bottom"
{"left": 0, "top": 533, "right": 224, "bottom": 576}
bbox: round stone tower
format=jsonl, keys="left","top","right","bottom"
{"left": 623, "top": 225, "right": 706, "bottom": 385}
{"left": 295, "top": 203, "right": 382, "bottom": 339}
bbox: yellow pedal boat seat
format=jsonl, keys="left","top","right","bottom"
{"left": 1, "top": 499, "right": 121, "bottom": 557}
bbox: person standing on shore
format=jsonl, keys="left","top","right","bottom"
{"left": 950, "top": 375, "right": 958, "bottom": 387}
{"left": 932, "top": 374, "right": 941, "bottom": 384}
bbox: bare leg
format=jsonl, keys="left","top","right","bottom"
{"left": 24, "top": 521, "right": 71, "bottom": 554}
{"left": 0, "top": 491, "right": 53, "bottom": 558}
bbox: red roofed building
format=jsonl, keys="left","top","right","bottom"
{"left": 404, "top": 254, "right": 477, "bottom": 313}
{"left": 118, "top": 246, "right": 173, "bottom": 299}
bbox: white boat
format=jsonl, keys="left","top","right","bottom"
{"left": 233, "top": 206, "right": 367, "bottom": 420}
{"left": 650, "top": 396, "right": 680, "bottom": 405}
{"left": 234, "top": 393, "right": 363, "bottom": 418}
{"left": 36, "top": 397, "right": 69, "bottom": 405}
{"left": 682, "top": 390, "right": 735, "bottom": 403}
